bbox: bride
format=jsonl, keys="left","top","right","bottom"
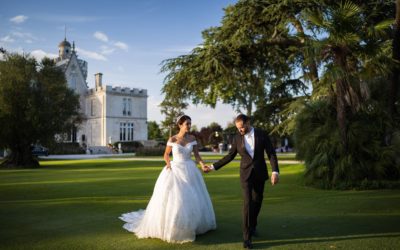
{"left": 119, "top": 115, "right": 216, "bottom": 243}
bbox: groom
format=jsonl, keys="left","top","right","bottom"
{"left": 204, "top": 114, "right": 279, "bottom": 249}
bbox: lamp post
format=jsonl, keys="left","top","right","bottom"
{"left": 214, "top": 131, "right": 223, "bottom": 154}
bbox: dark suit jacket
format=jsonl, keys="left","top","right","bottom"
{"left": 213, "top": 128, "right": 279, "bottom": 183}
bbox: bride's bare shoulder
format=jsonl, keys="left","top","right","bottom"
{"left": 168, "top": 136, "right": 178, "bottom": 143}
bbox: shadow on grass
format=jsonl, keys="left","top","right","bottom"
{"left": 253, "top": 232, "right": 400, "bottom": 249}
{"left": 191, "top": 214, "right": 400, "bottom": 248}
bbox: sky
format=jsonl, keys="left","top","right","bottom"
{"left": 0, "top": 0, "right": 240, "bottom": 129}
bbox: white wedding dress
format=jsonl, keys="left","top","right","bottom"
{"left": 119, "top": 141, "right": 216, "bottom": 243}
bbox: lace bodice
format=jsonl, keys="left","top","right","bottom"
{"left": 167, "top": 141, "right": 197, "bottom": 162}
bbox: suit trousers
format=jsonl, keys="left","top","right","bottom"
{"left": 241, "top": 169, "right": 266, "bottom": 241}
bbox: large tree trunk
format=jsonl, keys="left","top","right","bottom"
{"left": 336, "top": 79, "right": 348, "bottom": 149}
{"left": 0, "top": 145, "right": 39, "bottom": 168}
{"left": 308, "top": 61, "right": 320, "bottom": 89}
{"left": 334, "top": 49, "right": 352, "bottom": 149}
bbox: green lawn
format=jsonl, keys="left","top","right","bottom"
{"left": 0, "top": 157, "right": 399, "bottom": 249}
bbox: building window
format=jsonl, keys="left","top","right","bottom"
{"left": 120, "top": 123, "right": 123, "bottom": 141}
{"left": 119, "top": 122, "right": 134, "bottom": 141}
{"left": 123, "top": 123, "right": 126, "bottom": 141}
{"left": 127, "top": 123, "right": 133, "bottom": 140}
{"left": 66, "top": 125, "right": 77, "bottom": 142}
{"left": 122, "top": 98, "right": 127, "bottom": 115}
{"left": 122, "top": 98, "right": 132, "bottom": 116}
{"left": 72, "top": 126, "right": 77, "bottom": 142}
{"left": 128, "top": 99, "right": 132, "bottom": 116}
{"left": 126, "top": 123, "right": 130, "bottom": 141}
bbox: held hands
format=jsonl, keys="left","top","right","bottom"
{"left": 201, "top": 164, "right": 212, "bottom": 173}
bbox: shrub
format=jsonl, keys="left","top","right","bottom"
{"left": 47, "top": 142, "right": 85, "bottom": 155}
{"left": 113, "top": 141, "right": 143, "bottom": 153}
{"left": 294, "top": 99, "right": 400, "bottom": 189}
{"left": 135, "top": 146, "right": 165, "bottom": 156}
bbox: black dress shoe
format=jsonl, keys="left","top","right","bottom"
{"left": 243, "top": 240, "right": 253, "bottom": 249}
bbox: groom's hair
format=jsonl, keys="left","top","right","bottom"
{"left": 235, "top": 114, "right": 249, "bottom": 123}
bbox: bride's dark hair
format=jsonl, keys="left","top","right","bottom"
{"left": 176, "top": 115, "right": 191, "bottom": 129}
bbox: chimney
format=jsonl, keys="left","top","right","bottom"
{"left": 95, "top": 73, "right": 103, "bottom": 90}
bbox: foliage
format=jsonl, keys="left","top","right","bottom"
{"left": 294, "top": 99, "right": 400, "bottom": 189}
{"left": 159, "top": 0, "right": 399, "bottom": 188}
{"left": 135, "top": 146, "right": 165, "bottom": 156}
{"left": 159, "top": 98, "right": 187, "bottom": 138}
{"left": 301, "top": 0, "right": 395, "bottom": 147}
{"left": 253, "top": 79, "right": 309, "bottom": 137}
{"left": 147, "top": 121, "right": 163, "bottom": 140}
{"left": 0, "top": 53, "right": 81, "bottom": 168}
{"left": 292, "top": 0, "right": 400, "bottom": 188}
{"left": 194, "top": 123, "right": 223, "bottom": 148}
{"left": 160, "top": 0, "right": 305, "bottom": 116}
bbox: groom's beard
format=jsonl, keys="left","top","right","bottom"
{"left": 239, "top": 129, "right": 249, "bottom": 135}
{"left": 239, "top": 127, "right": 249, "bottom": 135}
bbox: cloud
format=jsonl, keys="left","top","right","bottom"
{"left": 93, "top": 32, "right": 129, "bottom": 55}
{"left": 94, "top": 31, "right": 109, "bottom": 42}
{"left": 76, "top": 47, "right": 107, "bottom": 61}
{"left": 0, "top": 36, "right": 15, "bottom": 43}
{"left": 30, "top": 49, "right": 58, "bottom": 61}
{"left": 93, "top": 32, "right": 129, "bottom": 52}
{"left": 10, "top": 15, "right": 28, "bottom": 24}
{"left": 100, "top": 45, "right": 115, "bottom": 55}
{"left": 114, "top": 41, "right": 128, "bottom": 51}
{"left": 11, "top": 31, "right": 35, "bottom": 39}
{"left": 10, "top": 31, "right": 37, "bottom": 44}
{"left": 0, "top": 31, "right": 39, "bottom": 45}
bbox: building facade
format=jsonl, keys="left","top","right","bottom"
{"left": 55, "top": 38, "right": 148, "bottom": 147}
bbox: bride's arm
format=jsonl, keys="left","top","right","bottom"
{"left": 192, "top": 142, "right": 205, "bottom": 169}
{"left": 163, "top": 139, "right": 173, "bottom": 169}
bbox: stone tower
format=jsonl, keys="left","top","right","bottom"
{"left": 58, "top": 38, "right": 72, "bottom": 60}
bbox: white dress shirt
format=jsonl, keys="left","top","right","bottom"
{"left": 244, "top": 127, "right": 255, "bottom": 158}
{"left": 210, "top": 127, "right": 279, "bottom": 176}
